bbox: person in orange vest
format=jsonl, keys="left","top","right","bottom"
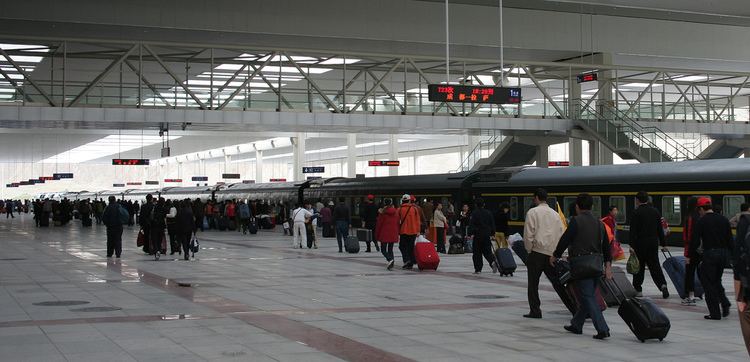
{"left": 398, "top": 194, "right": 422, "bottom": 269}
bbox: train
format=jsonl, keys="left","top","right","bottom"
{"left": 40, "top": 158, "right": 750, "bottom": 246}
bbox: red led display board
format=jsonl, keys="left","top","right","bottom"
{"left": 548, "top": 161, "right": 570, "bottom": 167}
{"left": 576, "top": 72, "right": 598, "bottom": 83}
{"left": 164, "top": 178, "right": 182, "bottom": 183}
{"left": 269, "top": 178, "right": 287, "bottom": 182}
{"left": 112, "top": 159, "right": 150, "bottom": 166}
{"left": 428, "top": 84, "right": 521, "bottom": 104}
{"left": 368, "top": 160, "right": 400, "bottom": 167}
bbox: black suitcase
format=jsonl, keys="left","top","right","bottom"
{"left": 39, "top": 216, "right": 49, "bottom": 227}
{"left": 550, "top": 260, "right": 577, "bottom": 314}
{"left": 356, "top": 229, "right": 372, "bottom": 242}
{"left": 82, "top": 217, "right": 92, "bottom": 227}
{"left": 605, "top": 279, "right": 670, "bottom": 342}
{"left": 511, "top": 240, "right": 529, "bottom": 265}
{"left": 599, "top": 267, "right": 637, "bottom": 307}
{"left": 218, "top": 217, "right": 228, "bottom": 231}
{"left": 248, "top": 220, "right": 258, "bottom": 234}
{"left": 494, "top": 247, "right": 516, "bottom": 276}
{"left": 447, "top": 242, "right": 465, "bottom": 254}
{"left": 345, "top": 235, "right": 360, "bottom": 253}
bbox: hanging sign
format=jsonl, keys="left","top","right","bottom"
{"left": 192, "top": 176, "right": 209, "bottom": 182}
{"left": 113, "top": 183, "right": 126, "bottom": 187}
{"left": 145, "top": 180, "right": 160, "bottom": 185}
{"left": 302, "top": 166, "right": 325, "bottom": 173}
{"left": 242, "top": 180, "right": 255, "bottom": 184}
{"left": 428, "top": 84, "right": 521, "bottom": 104}
{"left": 368, "top": 160, "right": 400, "bottom": 167}
{"left": 548, "top": 161, "right": 570, "bottom": 167}
{"left": 576, "top": 72, "right": 598, "bottom": 83}
{"left": 39, "top": 176, "right": 54, "bottom": 181}
{"left": 164, "top": 179, "right": 182, "bottom": 183}
{"left": 222, "top": 173, "right": 241, "bottom": 179}
{"left": 127, "top": 182, "right": 143, "bottom": 186}
{"left": 269, "top": 178, "right": 287, "bottom": 182}
{"left": 112, "top": 158, "right": 150, "bottom": 166}
{"left": 53, "top": 173, "right": 74, "bottom": 179}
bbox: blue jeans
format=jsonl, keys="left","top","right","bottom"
{"left": 335, "top": 221, "right": 349, "bottom": 251}
{"left": 571, "top": 278, "right": 609, "bottom": 334}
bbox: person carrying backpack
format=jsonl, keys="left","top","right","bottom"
{"left": 102, "top": 196, "right": 128, "bottom": 258}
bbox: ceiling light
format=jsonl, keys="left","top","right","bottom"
{"left": 621, "top": 83, "right": 663, "bottom": 88}
{"left": 320, "top": 57, "right": 361, "bottom": 65}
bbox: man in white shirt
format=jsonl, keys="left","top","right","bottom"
{"left": 292, "top": 203, "right": 313, "bottom": 249}
{"left": 523, "top": 188, "right": 564, "bottom": 319}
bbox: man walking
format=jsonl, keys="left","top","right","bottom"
{"left": 333, "top": 198, "right": 351, "bottom": 253}
{"left": 630, "top": 191, "right": 670, "bottom": 298}
{"left": 139, "top": 194, "right": 155, "bottom": 254}
{"left": 102, "top": 196, "right": 127, "bottom": 258}
{"left": 468, "top": 198, "right": 498, "bottom": 274}
{"left": 361, "top": 195, "right": 380, "bottom": 252}
{"left": 292, "top": 203, "right": 312, "bottom": 249}
{"left": 523, "top": 188, "right": 564, "bottom": 319}
{"left": 552, "top": 193, "right": 613, "bottom": 340}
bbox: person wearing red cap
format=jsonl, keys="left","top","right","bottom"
{"left": 361, "top": 195, "right": 380, "bottom": 252}
{"left": 690, "top": 197, "right": 734, "bottom": 320}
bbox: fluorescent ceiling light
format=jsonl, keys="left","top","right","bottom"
{"left": 320, "top": 57, "right": 361, "bottom": 65}
{"left": 621, "top": 83, "right": 663, "bottom": 88}
{"left": 257, "top": 55, "right": 318, "bottom": 62}
{"left": 0, "top": 88, "right": 17, "bottom": 93}
{"left": 40, "top": 135, "right": 180, "bottom": 164}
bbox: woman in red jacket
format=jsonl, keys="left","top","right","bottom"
{"left": 376, "top": 198, "right": 400, "bottom": 270}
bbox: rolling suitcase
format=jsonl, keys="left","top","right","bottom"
{"left": 511, "top": 240, "right": 528, "bottom": 264}
{"left": 605, "top": 280, "right": 670, "bottom": 342}
{"left": 228, "top": 219, "right": 237, "bottom": 231}
{"left": 448, "top": 242, "right": 465, "bottom": 254}
{"left": 345, "top": 235, "right": 360, "bottom": 253}
{"left": 356, "top": 228, "right": 372, "bottom": 242}
{"left": 550, "top": 260, "right": 577, "bottom": 314}
{"left": 415, "top": 242, "right": 440, "bottom": 271}
{"left": 494, "top": 247, "right": 516, "bottom": 276}
{"left": 39, "top": 216, "right": 49, "bottom": 227}
{"left": 662, "top": 250, "right": 704, "bottom": 299}
{"left": 599, "top": 266, "right": 637, "bottom": 307}
{"left": 567, "top": 282, "right": 607, "bottom": 312}
{"left": 248, "top": 219, "right": 258, "bottom": 235}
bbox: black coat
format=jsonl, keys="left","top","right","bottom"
{"left": 176, "top": 207, "right": 195, "bottom": 234}
{"left": 629, "top": 204, "right": 665, "bottom": 249}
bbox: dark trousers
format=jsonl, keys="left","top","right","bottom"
{"left": 168, "top": 227, "right": 180, "bottom": 254}
{"left": 150, "top": 227, "right": 164, "bottom": 254}
{"left": 141, "top": 225, "right": 151, "bottom": 253}
{"left": 399, "top": 234, "right": 417, "bottom": 265}
{"left": 335, "top": 220, "right": 349, "bottom": 251}
{"left": 699, "top": 249, "right": 731, "bottom": 318}
{"left": 685, "top": 255, "right": 701, "bottom": 295}
{"left": 527, "top": 251, "right": 555, "bottom": 315}
{"left": 740, "top": 303, "right": 750, "bottom": 357}
{"left": 472, "top": 236, "right": 495, "bottom": 272}
{"left": 381, "top": 243, "right": 395, "bottom": 262}
{"left": 6, "top": 209, "right": 13, "bottom": 218}
{"left": 106, "top": 226, "right": 123, "bottom": 257}
{"left": 179, "top": 232, "right": 192, "bottom": 260}
{"left": 632, "top": 244, "right": 668, "bottom": 292}
{"left": 436, "top": 227, "right": 446, "bottom": 253}
{"left": 365, "top": 223, "right": 379, "bottom": 252}
{"left": 570, "top": 278, "right": 609, "bottom": 333}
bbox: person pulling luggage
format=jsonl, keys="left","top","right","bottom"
{"left": 629, "top": 191, "right": 670, "bottom": 299}
{"left": 523, "top": 188, "right": 564, "bottom": 319}
{"left": 468, "top": 198, "right": 498, "bottom": 274}
{"left": 361, "top": 195, "right": 380, "bottom": 252}
{"left": 551, "top": 193, "right": 613, "bottom": 340}
{"left": 398, "top": 194, "right": 421, "bottom": 269}
{"left": 690, "top": 197, "right": 733, "bottom": 320}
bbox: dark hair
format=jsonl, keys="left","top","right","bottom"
{"left": 576, "top": 193, "right": 593, "bottom": 210}
{"left": 475, "top": 198, "right": 485, "bottom": 208}
{"left": 108, "top": 196, "right": 116, "bottom": 203}
{"left": 534, "top": 188, "right": 548, "bottom": 202}
{"left": 499, "top": 202, "right": 510, "bottom": 210}
{"left": 742, "top": 203, "right": 749, "bottom": 212}
{"left": 608, "top": 205, "right": 618, "bottom": 213}
{"left": 383, "top": 198, "right": 393, "bottom": 206}
{"left": 636, "top": 191, "right": 649, "bottom": 203}
{"left": 146, "top": 194, "right": 153, "bottom": 201}
{"left": 686, "top": 196, "right": 698, "bottom": 213}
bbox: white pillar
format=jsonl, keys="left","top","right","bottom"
{"left": 569, "top": 138, "right": 583, "bottom": 166}
{"left": 293, "top": 133, "right": 305, "bottom": 182}
{"left": 255, "top": 149, "right": 263, "bottom": 183}
{"left": 389, "top": 134, "right": 399, "bottom": 176}
{"left": 347, "top": 133, "right": 357, "bottom": 178}
{"left": 589, "top": 140, "right": 613, "bottom": 165}
{"left": 536, "top": 145, "right": 549, "bottom": 168}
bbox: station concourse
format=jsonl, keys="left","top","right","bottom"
{"left": 1, "top": 1, "right": 750, "bottom": 361}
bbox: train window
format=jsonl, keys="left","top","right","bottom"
{"left": 723, "top": 195, "right": 744, "bottom": 218}
{"left": 608, "top": 196, "right": 626, "bottom": 224}
{"left": 510, "top": 197, "right": 519, "bottom": 220}
{"left": 547, "top": 197, "right": 557, "bottom": 210}
{"left": 523, "top": 197, "right": 534, "bottom": 216}
{"left": 563, "top": 196, "right": 577, "bottom": 218}
{"left": 662, "top": 196, "right": 681, "bottom": 225}
{"left": 592, "top": 196, "right": 602, "bottom": 218}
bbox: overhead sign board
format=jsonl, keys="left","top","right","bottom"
{"left": 127, "top": 182, "right": 143, "bottom": 186}
{"left": 576, "top": 72, "right": 598, "bottom": 83}
{"left": 30, "top": 179, "right": 44, "bottom": 184}
{"left": 53, "top": 173, "right": 74, "bottom": 179}
{"left": 242, "top": 180, "right": 255, "bottom": 184}
{"left": 306, "top": 176, "right": 322, "bottom": 180}
{"left": 269, "top": 178, "right": 287, "bottom": 182}
{"left": 113, "top": 183, "right": 125, "bottom": 187}
{"left": 164, "top": 178, "right": 182, "bottom": 183}
{"left": 428, "top": 84, "right": 521, "bottom": 104}
{"left": 548, "top": 161, "right": 570, "bottom": 167}
{"left": 39, "top": 176, "right": 55, "bottom": 181}
{"left": 112, "top": 158, "right": 150, "bottom": 166}
{"left": 19, "top": 181, "right": 31, "bottom": 186}
{"left": 191, "top": 176, "right": 209, "bottom": 182}
{"left": 145, "top": 180, "right": 160, "bottom": 185}
{"left": 222, "top": 173, "right": 241, "bottom": 179}
{"left": 302, "top": 166, "right": 325, "bottom": 173}
{"left": 368, "top": 160, "right": 400, "bottom": 167}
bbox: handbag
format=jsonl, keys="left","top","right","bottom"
{"left": 136, "top": 229, "right": 145, "bottom": 247}
{"left": 569, "top": 253, "right": 604, "bottom": 280}
{"left": 626, "top": 253, "right": 640, "bottom": 274}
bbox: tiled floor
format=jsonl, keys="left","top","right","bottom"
{"left": 0, "top": 214, "right": 747, "bottom": 361}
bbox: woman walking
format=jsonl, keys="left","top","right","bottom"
{"left": 434, "top": 203, "right": 448, "bottom": 253}
{"left": 376, "top": 198, "right": 400, "bottom": 270}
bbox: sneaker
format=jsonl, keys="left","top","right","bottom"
{"left": 681, "top": 298, "right": 696, "bottom": 306}
{"left": 491, "top": 261, "right": 498, "bottom": 274}
{"left": 387, "top": 260, "right": 394, "bottom": 270}
{"left": 661, "top": 285, "right": 670, "bottom": 299}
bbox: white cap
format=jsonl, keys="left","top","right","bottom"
{"left": 401, "top": 194, "right": 411, "bottom": 201}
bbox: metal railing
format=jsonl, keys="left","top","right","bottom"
{"left": 454, "top": 133, "right": 507, "bottom": 172}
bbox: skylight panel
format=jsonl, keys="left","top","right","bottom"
{"left": 0, "top": 43, "right": 50, "bottom": 52}
{"left": 40, "top": 135, "right": 181, "bottom": 164}
{"left": 320, "top": 57, "right": 361, "bottom": 65}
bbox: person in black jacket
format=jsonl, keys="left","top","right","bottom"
{"left": 361, "top": 195, "right": 380, "bottom": 253}
{"left": 176, "top": 199, "right": 195, "bottom": 261}
{"left": 468, "top": 198, "right": 498, "bottom": 274}
{"left": 102, "top": 196, "right": 126, "bottom": 258}
{"left": 690, "top": 197, "right": 733, "bottom": 320}
{"left": 552, "top": 193, "right": 613, "bottom": 340}
{"left": 149, "top": 198, "right": 167, "bottom": 256}
{"left": 495, "top": 202, "right": 510, "bottom": 247}
{"left": 629, "top": 191, "right": 670, "bottom": 299}
{"left": 333, "top": 198, "right": 351, "bottom": 253}
{"left": 139, "top": 194, "right": 154, "bottom": 254}
{"left": 733, "top": 209, "right": 750, "bottom": 355}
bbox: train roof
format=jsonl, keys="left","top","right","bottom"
{"left": 506, "top": 158, "right": 750, "bottom": 186}
{"left": 315, "top": 172, "right": 472, "bottom": 192}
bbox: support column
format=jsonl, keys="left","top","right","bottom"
{"left": 569, "top": 138, "right": 583, "bottom": 166}
{"left": 255, "top": 149, "right": 263, "bottom": 183}
{"left": 389, "top": 134, "right": 399, "bottom": 176}
{"left": 293, "top": 133, "right": 305, "bottom": 182}
{"left": 589, "top": 140, "right": 614, "bottom": 165}
{"left": 535, "top": 145, "right": 549, "bottom": 168}
{"left": 347, "top": 133, "right": 357, "bottom": 178}
{"left": 568, "top": 75, "right": 582, "bottom": 119}
{"left": 593, "top": 53, "right": 615, "bottom": 164}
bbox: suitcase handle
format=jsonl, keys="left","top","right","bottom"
{"left": 661, "top": 249, "right": 673, "bottom": 260}
{"left": 601, "top": 272, "right": 628, "bottom": 305}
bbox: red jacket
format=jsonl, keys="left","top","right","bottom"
{"left": 376, "top": 206, "right": 399, "bottom": 243}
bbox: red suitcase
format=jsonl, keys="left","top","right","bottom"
{"left": 414, "top": 242, "right": 440, "bottom": 271}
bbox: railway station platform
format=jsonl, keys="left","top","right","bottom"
{"left": 1, "top": 214, "right": 746, "bottom": 362}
